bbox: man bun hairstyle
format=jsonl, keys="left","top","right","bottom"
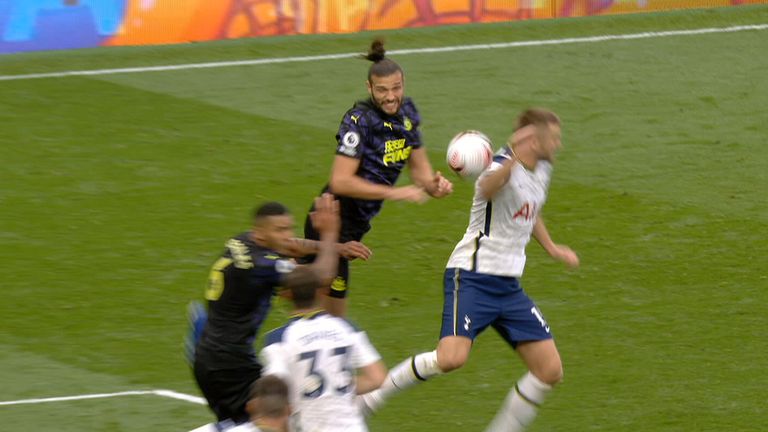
{"left": 364, "top": 38, "right": 403, "bottom": 81}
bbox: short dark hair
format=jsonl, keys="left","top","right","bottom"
{"left": 516, "top": 108, "right": 560, "bottom": 131}
{"left": 364, "top": 38, "right": 403, "bottom": 81}
{"left": 282, "top": 266, "right": 323, "bottom": 309}
{"left": 250, "top": 375, "right": 290, "bottom": 418}
{"left": 253, "top": 202, "right": 289, "bottom": 221}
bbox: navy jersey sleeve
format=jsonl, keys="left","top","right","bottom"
{"left": 251, "top": 255, "right": 296, "bottom": 289}
{"left": 336, "top": 108, "right": 369, "bottom": 159}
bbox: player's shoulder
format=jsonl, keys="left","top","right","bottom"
{"left": 537, "top": 160, "right": 553, "bottom": 172}
{"left": 401, "top": 97, "right": 419, "bottom": 115}
{"left": 226, "top": 422, "right": 259, "bottom": 432}
{"left": 263, "top": 320, "right": 293, "bottom": 347}
{"left": 342, "top": 99, "right": 377, "bottom": 126}
{"left": 535, "top": 160, "right": 554, "bottom": 183}
{"left": 324, "top": 314, "right": 362, "bottom": 333}
{"left": 219, "top": 232, "right": 259, "bottom": 269}
{"left": 488, "top": 148, "right": 512, "bottom": 169}
{"left": 399, "top": 97, "right": 421, "bottom": 128}
{"left": 225, "top": 232, "right": 252, "bottom": 248}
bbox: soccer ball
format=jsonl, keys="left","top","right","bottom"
{"left": 446, "top": 130, "right": 493, "bottom": 178}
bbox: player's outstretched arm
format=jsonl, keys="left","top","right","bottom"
{"left": 479, "top": 125, "right": 537, "bottom": 200}
{"left": 283, "top": 238, "right": 372, "bottom": 261}
{"left": 329, "top": 156, "right": 427, "bottom": 203}
{"left": 408, "top": 147, "right": 453, "bottom": 198}
{"left": 533, "top": 216, "right": 579, "bottom": 268}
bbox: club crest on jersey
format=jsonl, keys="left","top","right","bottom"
{"left": 403, "top": 116, "right": 412, "bottom": 131}
{"left": 275, "top": 259, "right": 297, "bottom": 274}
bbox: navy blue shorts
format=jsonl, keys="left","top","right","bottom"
{"left": 440, "top": 268, "right": 553, "bottom": 347}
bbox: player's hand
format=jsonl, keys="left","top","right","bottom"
{"left": 389, "top": 185, "right": 429, "bottom": 203}
{"left": 429, "top": 171, "right": 453, "bottom": 198}
{"left": 338, "top": 241, "right": 372, "bottom": 261}
{"left": 550, "top": 244, "right": 579, "bottom": 268}
{"left": 310, "top": 193, "right": 341, "bottom": 236}
{"left": 507, "top": 124, "right": 536, "bottom": 149}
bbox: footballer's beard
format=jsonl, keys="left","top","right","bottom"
{"left": 376, "top": 96, "right": 401, "bottom": 115}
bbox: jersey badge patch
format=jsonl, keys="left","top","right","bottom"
{"left": 275, "top": 259, "right": 297, "bottom": 274}
{"left": 339, "top": 131, "right": 360, "bottom": 156}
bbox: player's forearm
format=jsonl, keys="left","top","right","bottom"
{"left": 330, "top": 175, "right": 397, "bottom": 200}
{"left": 407, "top": 148, "right": 437, "bottom": 194}
{"left": 283, "top": 238, "right": 320, "bottom": 257}
{"left": 532, "top": 216, "right": 557, "bottom": 256}
{"left": 310, "top": 230, "right": 340, "bottom": 286}
{"left": 355, "top": 361, "right": 388, "bottom": 394}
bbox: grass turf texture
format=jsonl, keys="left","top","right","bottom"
{"left": 1, "top": 5, "right": 767, "bottom": 431}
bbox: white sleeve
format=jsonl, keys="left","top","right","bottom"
{"left": 259, "top": 343, "right": 291, "bottom": 380}
{"left": 350, "top": 331, "right": 381, "bottom": 369}
{"left": 481, "top": 154, "right": 512, "bottom": 176}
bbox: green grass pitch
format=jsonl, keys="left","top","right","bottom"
{"left": 1, "top": 5, "right": 767, "bottom": 431}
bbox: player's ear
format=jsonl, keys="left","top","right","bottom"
{"left": 365, "top": 80, "right": 373, "bottom": 95}
{"left": 246, "top": 398, "right": 260, "bottom": 417}
{"left": 251, "top": 226, "right": 267, "bottom": 244}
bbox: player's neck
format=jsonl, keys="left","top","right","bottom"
{"left": 291, "top": 305, "right": 324, "bottom": 317}
{"left": 253, "top": 420, "right": 284, "bottom": 432}
{"left": 510, "top": 145, "right": 537, "bottom": 171}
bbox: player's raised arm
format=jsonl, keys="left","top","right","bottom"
{"left": 478, "top": 125, "right": 536, "bottom": 200}
{"left": 307, "top": 193, "right": 342, "bottom": 286}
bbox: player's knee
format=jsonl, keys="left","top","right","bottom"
{"left": 534, "top": 359, "right": 563, "bottom": 386}
{"left": 436, "top": 348, "right": 469, "bottom": 372}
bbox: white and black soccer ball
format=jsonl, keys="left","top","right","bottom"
{"left": 446, "top": 130, "right": 493, "bottom": 178}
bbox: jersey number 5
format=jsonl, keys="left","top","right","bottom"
{"left": 205, "top": 258, "right": 232, "bottom": 301}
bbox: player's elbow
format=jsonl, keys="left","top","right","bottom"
{"left": 357, "top": 361, "right": 388, "bottom": 394}
{"left": 367, "top": 362, "right": 388, "bottom": 390}
{"left": 329, "top": 172, "right": 354, "bottom": 196}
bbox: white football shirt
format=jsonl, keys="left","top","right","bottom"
{"left": 260, "top": 311, "right": 381, "bottom": 432}
{"left": 446, "top": 151, "right": 552, "bottom": 277}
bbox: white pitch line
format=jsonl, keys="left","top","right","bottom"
{"left": 152, "top": 389, "right": 207, "bottom": 405}
{"left": 0, "top": 389, "right": 205, "bottom": 406}
{"left": 0, "top": 390, "right": 156, "bottom": 406}
{"left": 0, "top": 23, "right": 766, "bottom": 82}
